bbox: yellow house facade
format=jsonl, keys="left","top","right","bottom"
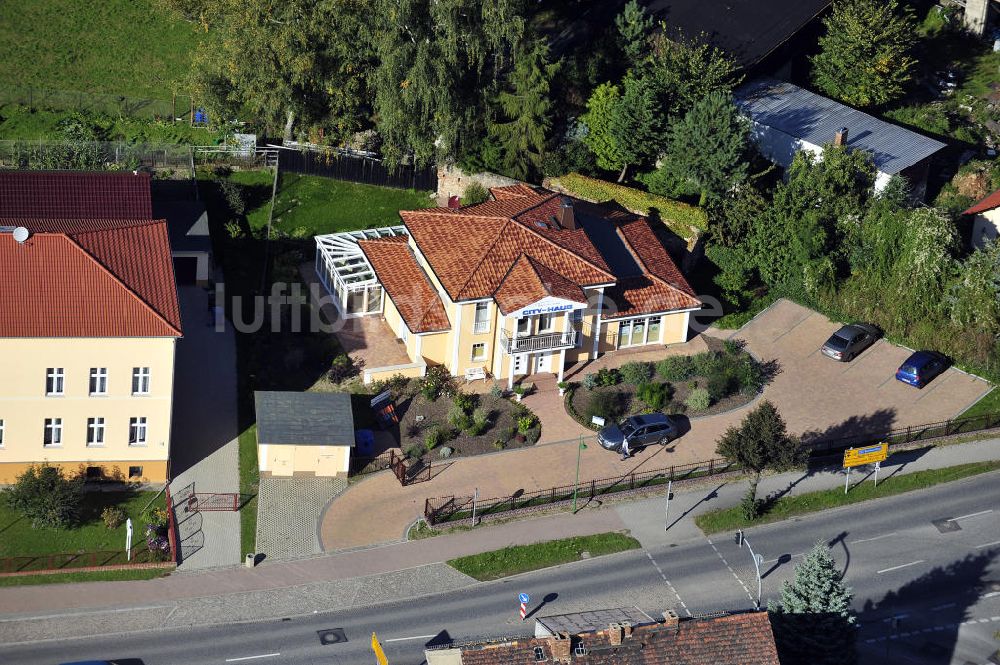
{"left": 315, "top": 185, "right": 702, "bottom": 387}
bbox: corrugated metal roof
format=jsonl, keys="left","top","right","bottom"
{"left": 254, "top": 391, "right": 356, "bottom": 446}
{"left": 735, "top": 78, "right": 946, "bottom": 175}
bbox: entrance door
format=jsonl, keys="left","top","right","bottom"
{"left": 535, "top": 351, "right": 553, "bottom": 373}
{"left": 512, "top": 353, "right": 528, "bottom": 375}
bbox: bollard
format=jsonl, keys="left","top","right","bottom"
{"left": 245, "top": 553, "right": 256, "bottom": 568}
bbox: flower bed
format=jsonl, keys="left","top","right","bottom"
{"left": 567, "top": 339, "right": 769, "bottom": 429}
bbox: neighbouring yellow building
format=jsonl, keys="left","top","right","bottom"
{"left": 0, "top": 173, "right": 182, "bottom": 484}
{"left": 315, "top": 184, "right": 702, "bottom": 387}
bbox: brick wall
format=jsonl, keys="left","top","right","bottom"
{"left": 436, "top": 164, "right": 520, "bottom": 202}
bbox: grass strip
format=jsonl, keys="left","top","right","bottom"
{"left": 0, "top": 568, "right": 169, "bottom": 587}
{"left": 238, "top": 424, "right": 259, "bottom": 556}
{"left": 447, "top": 532, "right": 641, "bottom": 581}
{"left": 696, "top": 461, "right": 1000, "bottom": 534}
{"left": 960, "top": 387, "right": 1000, "bottom": 420}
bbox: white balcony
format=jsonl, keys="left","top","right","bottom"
{"left": 500, "top": 330, "right": 578, "bottom": 354}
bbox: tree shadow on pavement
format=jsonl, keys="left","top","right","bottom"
{"left": 801, "top": 408, "right": 898, "bottom": 453}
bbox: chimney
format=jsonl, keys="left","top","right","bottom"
{"left": 833, "top": 127, "right": 849, "bottom": 147}
{"left": 557, "top": 197, "right": 577, "bottom": 230}
{"left": 549, "top": 632, "right": 572, "bottom": 663}
{"left": 662, "top": 610, "right": 679, "bottom": 631}
{"left": 608, "top": 623, "right": 624, "bottom": 646}
{"left": 621, "top": 621, "right": 633, "bottom": 638}
{"left": 447, "top": 195, "right": 461, "bottom": 209}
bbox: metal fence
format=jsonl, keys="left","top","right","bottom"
{"left": 1, "top": 85, "right": 194, "bottom": 121}
{"left": 0, "top": 546, "right": 170, "bottom": 575}
{"left": 806, "top": 410, "right": 1000, "bottom": 455}
{"left": 278, "top": 148, "right": 436, "bottom": 191}
{"left": 0, "top": 139, "right": 194, "bottom": 171}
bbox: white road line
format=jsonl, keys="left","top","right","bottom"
{"left": 975, "top": 540, "right": 1000, "bottom": 549}
{"left": 930, "top": 603, "right": 956, "bottom": 611}
{"left": 877, "top": 560, "right": 925, "bottom": 574}
{"left": 646, "top": 552, "right": 692, "bottom": 616}
{"left": 225, "top": 654, "right": 280, "bottom": 662}
{"left": 984, "top": 591, "right": 1000, "bottom": 599}
{"left": 850, "top": 533, "right": 897, "bottom": 544}
{"left": 706, "top": 537, "right": 755, "bottom": 605}
{"left": 948, "top": 509, "right": 993, "bottom": 522}
{"left": 383, "top": 634, "right": 437, "bottom": 643}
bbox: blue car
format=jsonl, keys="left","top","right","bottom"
{"left": 895, "top": 351, "right": 948, "bottom": 388}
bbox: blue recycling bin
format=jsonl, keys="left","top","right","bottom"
{"left": 354, "top": 429, "right": 375, "bottom": 457}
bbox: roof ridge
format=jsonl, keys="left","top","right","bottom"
{"left": 64, "top": 231, "right": 182, "bottom": 336}
{"left": 615, "top": 221, "right": 701, "bottom": 307}
{"left": 454, "top": 219, "right": 515, "bottom": 299}
{"left": 514, "top": 209, "right": 615, "bottom": 282}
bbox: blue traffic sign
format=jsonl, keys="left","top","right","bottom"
{"left": 519, "top": 593, "right": 530, "bottom": 604}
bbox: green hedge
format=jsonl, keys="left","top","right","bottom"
{"left": 550, "top": 173, "right": 708, "bottom": 237}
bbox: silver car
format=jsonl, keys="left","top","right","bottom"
{"left": 821, "top": 323, "right": 881, "bottom": 362}
{"left": 597, "top": 414, "right": 679, "bottom": 454}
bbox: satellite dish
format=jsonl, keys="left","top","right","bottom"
{"left": 12, "top": 227, "right": 29, "bottom": 244}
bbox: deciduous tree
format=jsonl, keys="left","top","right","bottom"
{"left": 642, "top": 31, "right": 742, "bottom": 118}
{"left": 3, "top": 464, "right": 84, "bottom": 529}
{"left": 715, "top": 400, "right": 803, "bottom": 501}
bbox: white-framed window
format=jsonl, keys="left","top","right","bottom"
{"left": 132, "top": 367, "right": 150, "bottom": 395}
{"left": 87, "top": 417, "right": 106, "bottom": 446}
{"left": 471, "top": 342, "right": 487, "bottom": 362}
{"left": 473, "top": 302, "right": 490, "bottom": 334}
{"left": 129, "top": 417, "right": 148, "bottom": 446}
{"left": 400, "top": 325, "right": 408, "bottom": 344}
{"left": 46, "top": 368, "right": 64, "bottom": 396}
{"left": 44, "top": 418, "right": 62, "bottom": 447}
{"left": 538, "top": 313, "right": 553, "bottom": 332}
{"left": 0, "top": 419, "right": 4, "bottom": 447}
{"left": 89, "top": 367, "right": 108, "bottom": 395}
{"left": 516, "top": 317, "right": 531, "bottom": 335}
{"left": 572, "top": 308, "right": 584, "bottom": 323}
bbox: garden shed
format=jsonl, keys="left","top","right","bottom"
{"left": 254, "top": 391, "right": 356, "bottom": 477}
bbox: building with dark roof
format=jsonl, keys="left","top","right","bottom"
{"left": 425, "top": 610, "right": 781, "bottom": 665}
{"left": 254, "top": 391, "right": 356, "bottom": 476}
{"left": 314, "top": 185, "right": 702, "bottom": 388}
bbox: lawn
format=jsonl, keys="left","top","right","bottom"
{"left": 0, "top": 490, "right": 164, "bottom": 558}
{"left": 0, "top": 568, "right": 169, "bottom": 587}
{"left": 0, "top": 104, "right": 229, "bottom": 144}
{"left": 695, "top": 461, "right": 1000, "bottom": 534}
{"left": 448, "top": 532, "right": 641, "bottom": 581}
{"left": 238, "top": 424, "right": 259, "bottom": 556}
{"left": 0, "top": 0, "right": 202, "bottom": 99}
{"left": 960, "top": 387, "right": 1000, "bottom": 420}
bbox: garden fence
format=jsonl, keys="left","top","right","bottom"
{"left": 277, "top": 147, "right": 436, "bottom": 191}
{"left": 0, "top": 139, "right": 194, "bottom": 172}
{"left": 1, "top": 85, "right": 194, "bottom": 122}
{"left": 0, "top": 546, "right": 170, "bottom": 575}
{"left": 806, "top": 410, "right": 1000, "bottom": 455}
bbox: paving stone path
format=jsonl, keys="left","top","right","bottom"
{"left": 256, "top": 475, "right": 348, "bottom": 560}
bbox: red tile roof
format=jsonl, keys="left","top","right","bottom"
{"left": 0, "top": 171, "right": 153, "bottom": 219}
{"left": 358, "top": 236, "right": 451, "bottom": 334}
{"left": 963, "top": 188, "right": 1000, "bottom": 215}
{"left": 454, "top": 611, "right": 780, "bottom": 665}
{"left": 0, "top": 219, "right": 182, "bottom": 338}
{"left": 495, "top": 255, "right": 588, "bottom": 315}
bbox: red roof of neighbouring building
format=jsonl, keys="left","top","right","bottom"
{"left": 0, "top": 219, "right": 182, "bottom": 338}
{"left": 0, "top": 171, "right": 153, "bottom": 219}
{"left": 358, "top": 236, "right": 451, "bottom": 334}
{"left": 963, "top": 188, "right": 1000, "bottom": 216}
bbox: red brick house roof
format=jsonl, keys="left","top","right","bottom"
{"left": 358, "top": 236, "right": 450, "bottom": 334}
{"left": 0, "top": 219, "right": 182, "bottom": 338}
{"left": 963, "top": 188, "right": 1000, "bottom": 216}
{"left": 449, "top": 612, "right": 780, "bottom": 665}
{"left": 0, "top": 171, "right": 153, "bottom": 219}
{"left": 494, "top": 255, "right": 588, "bottom": 315}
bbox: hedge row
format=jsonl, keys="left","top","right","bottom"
{"left": 549, "top": 173, "right": 708, "bottom": 237}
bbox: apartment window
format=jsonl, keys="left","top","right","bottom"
{"left": 516, "top": 317, "right": 531, "bottom": 335}
{"left": 87, "top": 417, "right": 106, "bottom": 446}
{"left": 572, "top": 308, "right": 584, "bottom": 323}
{"left": 89, "top": 367, "right": 108, "bottom": 395}
{"left": 534, "top": 647, "right": 545, "bottom": 661}
{"left": 471, "top": 343, "right": 487, "bottom": 362}
{"left": 128, "top": 466, "right": 143, "bottom": 479}
{"left": 538, "top": 313, "right": 553, "bottom": 332}
{"left": 46, "top": 368, "right": 65, "bottom": 396}
{"left": 85, "top": 466, "right": 103, "bottom": 480}
{"left": 43, "top": 418, "right": 63, "bottom": 447}
{"left": 473, "top": 302, "right": 490, "bottom": 333}
{"left": 0, "top": 419, "right": 4, "bottom": 447}
{"left": 132, "top": 367, "right": 150, "bottom": 395}
{"left": 129, "top": 417, "right": 148, "bottom": 446}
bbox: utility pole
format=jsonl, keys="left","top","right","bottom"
{"left": 572, "top": 436, "right": 587, "bottom": 513}
{"left": 736, "top": 530, "right": 764, "bottom": 609}
{"left": 664, "top": 480, "right": 673, "bottom": 531}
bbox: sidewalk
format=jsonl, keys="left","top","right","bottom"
{"left": 1, "top": 436, "right": 998, "bottom": 628}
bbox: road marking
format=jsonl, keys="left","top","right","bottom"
{"left": 984, "top": 591, "right": 1000, "bottom": 599}
{"left": 646, "top": 552, "right": 692, "bottom": 616}
{"left": 877, "top": 560, "right": 925, "bottom": 574}
{"left": 706, "top": 537, "right": 755, "bottom": 605}
{"left": 383, "top": 634, "right": 437, "bottom": 643}
{"left": 975, "top": 540, "right": 1000, "bottom": 549}
{"left": 930, "top": 603, "right": 955, "bottom": 611}
{"left": 225, "top": 654, "right": 280, "bottom": 662}
{"left": 948, "top": 509, "right": 993, "bottom": 522}
{"left": 850, "top": 533, "right": 897, "bottom": 544}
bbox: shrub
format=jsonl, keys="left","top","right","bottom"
{"left": 517, "top": 415, "right": 537, "bottom": 433}
{"left": 102, "top": 505, "right": 127, "bottom": 530}
{"left": 224, "top": 220, "right": 243, "bottom": 239}
{"left": 587, "top": 391, "right": 624, "bottom": 422}
{"left": 420, "top": 366, "right": 455, "bottom": 401}
{"left": 620, "top": 361, "right": 653, "bottom": 385}
{"left": 218, "top": 178, "right": 247, "bottom": 216}
{"left": 691, "top": 351, "right": 722, "bottom": 377}
{"left": 3, "top": 464, "right": 84, "bottom": 529}
{"left": 493, "top": 439, "right": 506, "bottom": 450}
{"left": 596, "top": 367, "right": 620, "bottom": 386}
{"left": 740, "top": 483, "right": 763, "bottom": 521}
{"left": 637, "top": 382, "right": 673, "bottom": 411}
{"left": 706, "top": 367, "right": 737, "bottom": 402}
{"left": 582, "top": 373, "right": 599, "bottom": 390}
{"left": 447, "top": 403, "right": 467, "bottom": 426}
{"left": 736, "top": 356, "right": 764, "bottom": 395}
{"left": 471, "top": 407, "right": 490, "bottom": 431}
{"left": 526, "top": 427, "right": 541, "bottom": 445}
{"left": 453, "top": 392, "right": 477, "bottom": 413}
{"left": 371, "top": 373, "right": 411, "bottom": 396}
{"left": 657, "top": 356, "right": 695, "bottom": 381}
{"left": 327, "top": 354, "right": 358, "bottom": 384}
{"left": 685, "top": 387, "right": 711, "bottom": 412}
{"left": 438, "top": 446, "right": 454, "bottom": 458}
{"left": 404, "top": 443, "right": 424, "bottom": 459}
{"left": 502, "top": 425, "right": 517, "bottom": 442}
{"left": 462, "top": 181, "right": 490, "bottom": 206}
{"left": 723, "top": 338, "right": 743, "bottom": 356}
{"left": 489, "top": 384, "right": 504, "bottom": 399}
{"left": 424, "top": 428, "right": 444, "bottom": 452}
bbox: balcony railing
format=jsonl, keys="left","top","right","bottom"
{"left": 473, "top": 319, "right": 491, "bottom": 334}
{"left": 500, "top": 330, "right": 578, "bottom": 354}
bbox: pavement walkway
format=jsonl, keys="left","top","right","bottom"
{"left": 2, "top": 436, "right": 997, "bottom": 627}
{"left": 255, "top": 475, "right": 348, "bottom": 560}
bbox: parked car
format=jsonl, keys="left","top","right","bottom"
{"left": 597, "top": 413, "right": 678, "bottom": 454}
{"left": 895, "top": 351, "right": 949, "bottom": 388}
{"left": 821, "top": 323, "right": 881, "bottom": 362}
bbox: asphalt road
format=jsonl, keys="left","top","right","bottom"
{"left": 3, "top": 471, "right": 999, "bottom": 665}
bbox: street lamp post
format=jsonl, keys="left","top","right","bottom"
{"left": 736, "top": 529, "right": 764, "bottom": 609}
{"left": 572, "top": 436, "right": 588, "bottom": 513}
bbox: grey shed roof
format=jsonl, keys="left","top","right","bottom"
{"left": 735, "top": 79, "right": 946, "bottom": 175}
{"left": 254, "top": 391, "right": 356, "bottom": 446}
{"left": 534, "top": 608, "right": 656, "bottom": 637}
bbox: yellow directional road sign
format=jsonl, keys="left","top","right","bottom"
{"left": 843, "top": 442, "right": 889, "bottom": 468}
{"left": 372, "top": 632, "right": 388, "bottom": 665}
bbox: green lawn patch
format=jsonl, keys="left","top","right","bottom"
{"left": 0, "top": 0, "right": 202, "bottom": 99}
{"left": 0, "top": 104, "right": 229, "bottom": 144}
{"left": 0, "top": 568, "right": 169, "bottom": 587}
{"left": 447, "top": 532, "right": 641, "bottom": 581}
{"left": 960, "top": 387, "right": 1000, "bottom": 420}
{"left": 238, "top": 424, "right": 259, "bottom": 556}
{"left": 695, "top": 461, "right": 1000, "bottom": 534}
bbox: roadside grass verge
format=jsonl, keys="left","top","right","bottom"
{"left": 960, "top": 387, "right": 1000, "bottom": 420}
{"left": 0, "top": 568, "right": 169, "bottom": 587}
{"left": 447, "top": 532, "right": 641, "bottom": 581}
{"left": 696, "top": 461, "right": 1000, "bottom": 534}
{"left": 238, "top": 424, "right": 259, "bottom": 556}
